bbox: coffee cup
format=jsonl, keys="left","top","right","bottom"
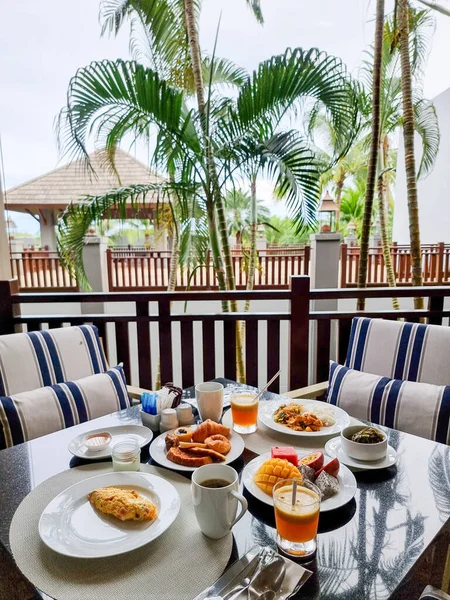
{"left": 195, "top": 382, "right": 224, "bottom": 422}
{"left": 191, "top": 464, "right": 248, "bottom": 539}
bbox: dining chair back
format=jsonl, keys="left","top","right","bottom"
{"left": 0, "top": 325, "right": 108, "bottom": 396}
{"left": 345, "top": 317, "right": 450, "bottom": 386}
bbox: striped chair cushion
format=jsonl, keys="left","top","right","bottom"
{"left": 0, "top": 366, "right": 130, "bottom": 449}
{"left": 0, "top": 325, "right": 107, "bottom": 396}
{"left": 345, "top": 318, "right": 450, "bottom": 386}
{"left": 327, "top": 362, "right": 450, "bottom": 444}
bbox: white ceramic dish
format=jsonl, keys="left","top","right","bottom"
{"left": 150, "top": 426, "right": 245, "bottom": 472}
{"left": 82, "top": 431, "right": 112, "bottom": 452}
{"left": 325, "top": 437, "right": 397, "bottom": 471}
{"left": 259, "top": 399, "right": 351, "bottom": 437}
{"left": 341, "top": 425, "right": 388, "bottom": 461}
{"left": 68, "top": 425, "right": 153, "bottom": 460}
{"left": 242, "top": 451, "right": 357, "bottom": 512}
{"left": 39, "top": 472, "right": 180, "bottom": 558}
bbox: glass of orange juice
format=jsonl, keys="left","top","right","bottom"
{"left": 230, "top": 387, "right": 259, "bottom": 433}
{"left": 273, "top": 479, "right": 320, "bottom": 559}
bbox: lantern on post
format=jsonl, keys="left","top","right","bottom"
{"left": 318, "top": 191, "right": 338, "bottom": 233}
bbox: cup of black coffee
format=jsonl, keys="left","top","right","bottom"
{"left": 191, "top": 464, "right": 248, "bottom": 539}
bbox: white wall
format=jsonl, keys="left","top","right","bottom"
{"left": 393, "top": 87, "right": 450, "bottom": 244}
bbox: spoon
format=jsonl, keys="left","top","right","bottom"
{"left": 227, "top": 557, "right": 286, "bottom": 600}
{"left": 247, "top": 556, "right": 286, "bottom": 600}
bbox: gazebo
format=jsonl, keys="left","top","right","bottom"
{"left": 4, "top": 149, "right": 165, "bottom": 250}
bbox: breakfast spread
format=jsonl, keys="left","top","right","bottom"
{"left": 88, "top": 487, "right": 157, "bottom": 522}
{"left": 165, "top": 420, "right": 231, "bottom": 467}
{"left": 254, "top": 449, "right": 341, "bottom": 500}
{"left": 351, "top": 426, "right": 385, "bottom": 443}
{"left": 273, "top": 403, "right": 336, "bottom": 432}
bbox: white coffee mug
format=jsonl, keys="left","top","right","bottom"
{"left": 191, "top": 464, "right": 248, "bottom": 539}
{"left": 195, "top": 382, "right": 224, "bottom": 422}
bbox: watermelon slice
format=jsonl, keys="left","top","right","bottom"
{"left": 271, "top": 446, "right": 299, "bottom": 466}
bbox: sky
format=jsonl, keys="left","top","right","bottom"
{"left": 2, "top": 0, "right": 450, "bottom": 234}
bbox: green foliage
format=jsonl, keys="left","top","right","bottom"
{"left": 224, "top": 189, "right": 271, "bottom": 243}
{"left": 264, "top": 216, "right": 311, "bottom": 245}
{"left": 57, "top": 31, "right": 359, "bottom": 285}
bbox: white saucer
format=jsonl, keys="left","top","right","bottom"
{"left": 325, "top": 436, "right": 397, "bottom": 470}
{"left": 68, "top": 425, "right": 153, "bottom": 460}
{"left": 242, "top": 451, "right": 357, "bottom": 512}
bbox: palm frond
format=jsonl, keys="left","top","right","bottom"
{"left": 416, "top": 0, "right": 450, "bottom": 17}
{"left": 57, "top": 182, "right": 198, "bottom": 289}
{"left": 414, "top": 97, "right": 440, "bottom": 179}
{"left": 221, "top": 48, "right": 359, "bottom": 162}
{"left": 245, "top": 0, "right": 264, "bottom": 24}
{"left": 57, "top": 59, "right": 200, "bottom": 169}
{"left": 202, "top": 56, "right": 248, "bottom": 89}
{"left": 254, "top": 131, "right": 321, "bottom": 227}
{"left": 428, "top": 446, "right": 450, "bottom": 522}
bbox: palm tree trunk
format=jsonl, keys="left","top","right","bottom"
{"left": 156, "top": 219, "right": 180, "bottom": 389}
{"left": 184, "top": 0, "right": 245, "bottom": 380}
{"left": 357, "top": 0, "right": 385, "bottom": 311}
{"left": 398, "top": 0, "right": 424, "bottom": 309}
{"left": 377, "top": 155, "right": 400, "bottom": 309}
{"left": 244, "top": 174, "right": 258, "bottom": 313}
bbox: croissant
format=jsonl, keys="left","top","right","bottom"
{"left": 192, "top": 419, "right": 230, "bottom": 443}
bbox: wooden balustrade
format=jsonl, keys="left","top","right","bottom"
{"left": 2, "top": 276, "right": 450, "bottom": 393}
{"left": 340, "top": 242, "right": 450, "bottom": 287}
{"left": 10, "top": 252, "right": 78, "bottom": 292}
{"left": 106, "top": 247, "right": 310, "bottom": 291}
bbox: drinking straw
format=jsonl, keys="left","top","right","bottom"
{"left": 292, "top": 479, "right": 298, "bottom": 506}
{"left": 254, "top": 370, "right": 281, "bottom": 402}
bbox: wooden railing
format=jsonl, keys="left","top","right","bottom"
{"left": 106, "top": 247, "right": 310, "bottom": 291}
{"left": 10, "top": 252, "right": 78, "bottom": 292}
{"left": 341, "top": 242, "right": 450, "bottom": 287}
{"left": 2, "top": 277, "right": 449, "bottom": 392}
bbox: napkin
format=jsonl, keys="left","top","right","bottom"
{"left": 229, "top": 553, "right": 311, "bottom": 599}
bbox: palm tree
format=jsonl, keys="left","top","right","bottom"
{"left": 339, "top": 177, "right": 367, "bottom": 236}
{"left": 224, "top": 189, "right": 271, "bottom": 245}
{"left": 397, "top": 0, "right": 424, "bottom": 308}
{"left": 357, "top": 0, "right": 385, "bottom": 311}
{"left": 57, "top": 2, "right": 358, "bottom": 380}
{"left": 358, "top": 8, "right": 439, "bottom": 309}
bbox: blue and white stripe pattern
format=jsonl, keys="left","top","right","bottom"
{"left": 327, "top": 361, "right": 450, "bottom": 444}
{"left": 0, "top": 366, "right": 130, "bottom": 449}
{"left": 0, "top": 325, "right": 108, "bottom": 397}
{"left": 345, "top": 317, "right": 450, "bottom": 386}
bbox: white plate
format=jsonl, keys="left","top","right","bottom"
{"left": 68, "top": 425, "right": 153, "bottom": 459}
{"left": 242, "top": 451, "right": 357, "bottom": 512}
{"left": 259, "top": 399, "right": 351, "bottom": 437}
{"left": 39, "top": 472, "right": 180, "bottom": 558}
{"left": 150, "top": 426, "right": 245, "bottom": 472}
{"left": 325, "top": 437, "right": 397, "bottom": 471}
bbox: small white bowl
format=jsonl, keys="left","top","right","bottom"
{"left": 341, "top": 425, "right": 387, "bottom": 462}
{"left": 82, "top": 431, "right": 112, "bottom": 453}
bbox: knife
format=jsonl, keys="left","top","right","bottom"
{"left": 193, "top": 547, "right": 262, "bottom": 600}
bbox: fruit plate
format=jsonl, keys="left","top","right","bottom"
{"left": 39, "top": 472, "right": 180, "bottom": 558}
{"left": 259, "top": 399, "right": 351, "bottom": 437}
{"left": 242, "top": 451, "right": 357, "bottom": 512}
{"left": 149, "top": 426, "right": 245, "bottom": 472}
{"left": 325, "top": 437, "right": 397, "bottom": 471}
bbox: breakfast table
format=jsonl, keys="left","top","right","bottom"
{"left": 1, "top": 378, "right": 450, "bottom": 600}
